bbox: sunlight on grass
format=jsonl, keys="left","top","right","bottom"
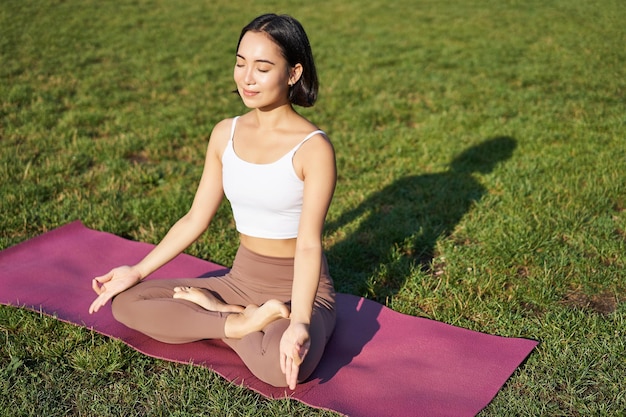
{"left": 1, "top": 0, "right": 625, "bottom": 415}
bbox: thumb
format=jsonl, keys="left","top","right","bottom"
{"left": 293, "top": 344, "right": 308, "bottom": 366}
{"left": 93, "top": 272, "right": 111, "bottom": 283}
{"left": 91, "top": 272, "right": 112, "bottom": 294}
{"left": 94, "top": 270, "right": 114, "bottom": 282}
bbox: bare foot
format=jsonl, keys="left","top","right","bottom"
{"left": 225, "top": 299, "right": 290, "bottom": 339}
{"left": 173, "top": 286, "right": 245, "bottom": 313}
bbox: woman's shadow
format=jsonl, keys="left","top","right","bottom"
{"left": 326, "top": 136, "right": 518, "bottom": 302}
{"left": 311, "top": 136, "right": 517, "bottom": 383}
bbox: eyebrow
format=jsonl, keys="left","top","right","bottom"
{"left": 236, "top": 54, "right": 275, "bottom": 65}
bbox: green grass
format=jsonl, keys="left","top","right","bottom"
{"left": 1, "top": 0, "right": 625, "bottom": 415}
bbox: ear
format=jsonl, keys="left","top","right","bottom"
{"left": 289, "top": 63, "right": 303, "bottom": 86}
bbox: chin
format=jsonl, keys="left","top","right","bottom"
{"left": 240, "top": 99, "right": 260, "bottom": 109}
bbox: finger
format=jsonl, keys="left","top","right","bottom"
{"left": 285, "top": 356, "right": 295, "bottom": 389}
{"left": 292, "top": 345, "right": 305, "bottom": 366}
{"left": 93, "top": 271, "right": 113, "bottom": 283}
{"left": 287, "top": 360, "right": 299, "bottom": 390}
{"left": 89, "top": 292, "right": 111, "bottom": 314}
{"left": 91, "top": 278, "right": 102, "bottom": 294}
{"left": 92, "top": 272, "right": 113, "bottom": 291}
{"left": 88, "top": 296, "right": 101, "bottom": 314}
{"left": 89, "top": 294, "right": 105, "bottom": 314}
{"left": 280, "top": 351, "right": 287, "bottom": 374}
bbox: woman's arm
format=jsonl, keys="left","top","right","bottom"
{"left": 280, "top": 133, "right": 336, "bottom": 388}
{"left": 89, "top": 120, "right": 232, "bottom": 313}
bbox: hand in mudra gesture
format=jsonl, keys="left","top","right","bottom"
{"left": 89, "top": 265, "right": 142, "bottom": 314}
{"left": 280, "top": 321, "right": 311, "bottom": 390}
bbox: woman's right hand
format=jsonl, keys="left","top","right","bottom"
{"left": 88, "top": 266, "right": 142, "bottom": 314}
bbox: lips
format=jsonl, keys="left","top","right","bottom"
{"left": 241, "top": 88, "right": 259, "bottom": 97}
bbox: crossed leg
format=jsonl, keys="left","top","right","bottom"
{"left": 172, "top": 286, "right": 290, "bottom": 339}
{"left": 173, "top": 286, "right": 244, "bottom": 313}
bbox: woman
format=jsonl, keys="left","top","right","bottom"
{"left": 88, "top": 14, "right": 336, "bottom": 390}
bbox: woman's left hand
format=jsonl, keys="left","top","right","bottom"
{"left": 279, "top": 321, "right": 310, "bottom": 390}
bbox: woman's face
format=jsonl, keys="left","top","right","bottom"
{"left": 234, "top": 31, "right": 299, "bottom": 110}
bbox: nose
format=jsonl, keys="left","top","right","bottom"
{"left": 244, "top": 68, "right": 255, "bottom": 85}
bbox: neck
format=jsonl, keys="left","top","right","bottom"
{"left": 252, "top": 103, "right": 297, "bottom": 130}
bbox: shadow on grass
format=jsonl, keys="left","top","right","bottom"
{"left": 326, "top": 136, "right": 517, "bottom": 302}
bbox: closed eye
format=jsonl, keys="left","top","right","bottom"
{"left": 236, "top": 53, "right": 275, "bottom": 70}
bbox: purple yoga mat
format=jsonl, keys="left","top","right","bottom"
{"left": 0, "top": 221, "right": 537, "bottom": 417}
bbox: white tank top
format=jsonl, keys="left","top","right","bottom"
{"left": 222, "top": 116, "right": 325, "bottom": 239}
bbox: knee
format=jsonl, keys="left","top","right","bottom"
{"left": 251, "top": 351, "right": 320, "bottom": 387}
{"left": 243, "top": 342, "right": 319, "bottom": 388}
{"left": 110, "top": 290, "right": 133, "bottom": 325}
{"left": 233, "top": 315, "right": 334, "bottom": 387}
{"left": 253, "top": 362, "right": 289, "bottom": 388}
{"left": 249, "top": 344, "right": 290, "bottom": 387}
{"left": 232, "top": 323, "right": 291, "bottom": 387}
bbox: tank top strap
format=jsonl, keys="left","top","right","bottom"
{"left": 228, "top": 116, "right": 324, "bottom": 159}
{"left": 229, "top": 116, "right": 240, "bottom": 142}
{"left": 291, "top": 129, "right": 326, "bottom": 154}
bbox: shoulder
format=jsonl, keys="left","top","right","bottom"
{"left": 211, "top": 117, "right": 236, "bottom": 141}
{"left": 207, "top": 117, "right": 237, "bottom": 156}
{"left": 295, "top": 130, "right": 336, "bottom": 178}
{"left": 293, "top": 115, "right": 334, "bottom": 157}
{"left": 300, "top": 130, "right": 334, "bottom": 156}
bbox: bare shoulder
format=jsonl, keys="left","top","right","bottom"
{"left": 210, "top": 118, "right": 235, "bottom": 142}
{"left": 294, "top": 128, "right": 336, "bottom": 178}
{"left": 207, "top": 117, "right": 236, "bottom": 156}
{"left": 301, "top": 129, "right": 334, "bottom": 155}
{"left": 293, "top": 113, "right": 334, "bottom": 157}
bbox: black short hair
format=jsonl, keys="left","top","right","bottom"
{"left": 237, "top": 14, "right": 318, "bottom": 107}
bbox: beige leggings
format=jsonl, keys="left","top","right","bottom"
{"left": 111, "top": 245, "right": 336, "bottom": 387}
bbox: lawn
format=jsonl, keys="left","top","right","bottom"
{"left": 1, "top": 0, "right": 625, "bottom": 415}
